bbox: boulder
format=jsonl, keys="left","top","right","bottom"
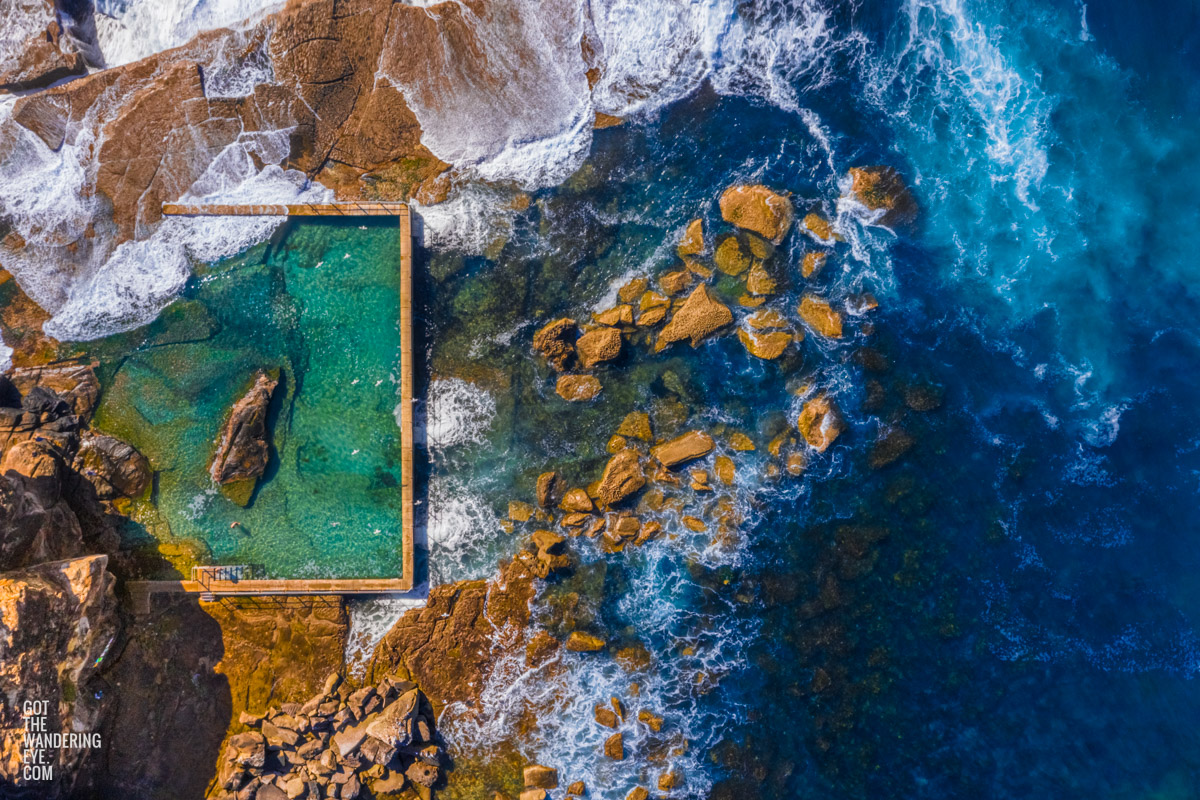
{"left": 593, "top": 305, "right": 633, "bottom": 326}
{"left": 651, "top": 431, "right": 714, "bottom": 468}
{"left": 536, "top": 472, "right": 564, "bottom": 508}
{"left": 677, "top": 218, "right": 704, "bottom": 257}
{"left": 603, "top": 732, "right": 624, "bottom": 760}
{"left": 798, "top": 296, "right": 843, "bottom": 338}
{"left": 594, "top": 705, "right": 618, "bottom": 728}
{"left": 531, "top": 529, "right": 566, "bottom": 556}
{"left": 658, "top": 270, "right": 691, "bottom": 297}
{"left": 560, "top": 488, "right": 593, "bottom": 513}
{"left": 575, "top": 327, "right": 622, "bottom": 368}
{"left": 72, "top": 432, "right": 151, "bottom": 500}
{"left": 405, "top": 759, "right": 439, "bottom": 788}
{"left": 556, "top": 375, "right": 602, "bottom": 402}
{"left": 616, "top": 411, "right": 652, "bottom": 442}
{"left": 737, "top": 328, "right": 791, "bottom": 360}
{"left": 718, "top": 185, "right": 794, "bottom": 244}
{"left": 745, "top": 262, "right": 777, "bottom": 295}
{"left": 533, "top": 318, "right": 578, "bottom": 371}
{"left": 210, "top": 370, "right": 279, "bottom": 502}
{"left": 656, "top": 285, "right": 733, "bottom": 351}
{"left": 714, "top": 236, "right": 751, "bottom": 276}
{"left": 0, "top": 440, "right": 84, "bottom": 571}
{"left": 627, "top": 788, "right": 649, "bottom": 800}
{"left": 568, "top": 781, "right": 587, "bottom": 795}
{"left": 617, "top": 278, "right": 649, "bottom": 304}
{"left": 595, "top": 450, "right": 645, "bottom": 507}
{"left": 364, "top": 688, "right": 420, "bottom": 748}
{"left": 797, "top": 394, "right": 844, "bottom": 453}
{"left": 801, "top": 251, "right": 828, "bottom": 278}
{"left": 847, "top": 166, "right": 917, "bottom": 227}
{"left": 637, "top": 709, "right": 663, "bottom": 732}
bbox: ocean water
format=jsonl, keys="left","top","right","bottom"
{"left": 90, "top": 219, "right": 408, "bottom": 579}
{"left": 21, "top": 0, "right": 1200, "bottom": 795}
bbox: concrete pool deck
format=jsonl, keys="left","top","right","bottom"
{"left": 127, "top": 203, "right": 416, "bottom": 612}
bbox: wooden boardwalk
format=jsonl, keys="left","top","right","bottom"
{"left": 128, "top": 202, "right": 416, "bottom": 612}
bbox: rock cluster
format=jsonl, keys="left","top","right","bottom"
{"left": 216, "top": 673, "right": 444, "bottom": 800}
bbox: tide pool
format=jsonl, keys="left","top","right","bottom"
{"left": 92, "top": 218, "right": 407, "bottom": 580}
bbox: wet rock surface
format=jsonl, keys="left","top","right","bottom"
{"left": 210, "top": 370, "right": 278, "bottom": 505}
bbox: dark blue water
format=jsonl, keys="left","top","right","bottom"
{"left": 421, "top": 1, "right": 1200, "bottom": 796}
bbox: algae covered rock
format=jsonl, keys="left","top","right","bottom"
{"left": 719, "top": 185, "right": 794, "bottom": 244}
{"left": 533, "top": 318, "right": 578, "bottom": 371}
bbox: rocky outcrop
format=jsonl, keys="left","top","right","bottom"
{"left": 718, "top": 185, "right": 794, "bottom": 244}
{"left": 576, "top": 326, "right": 622, "bottom": 368}
{"left": 655, "top": 285, "right": 733, "bottom": 350}
{"left": 72, "top": 432, "right": 151, "bottom": 501}
{"left": 0, "top": 439, "right": 82, "bottom": 571}
{"left": 533, "top": 318, "right": 578, "bottom": 371}
{"left": 215, "top": 673, "right": 443, "bottom": 800}
{"left": 0, "top": 555, "right": 118, "bottom": 797}
{"left": 846, "top": 166, "right": 917, "bottom": 227}
{"left": 651, "top": 431, "right": 714, "bottom": 469}
{"left": 210, "top": 370, "right": 278, "bottom": 506}
{"left": 0, "top": 0, "right": 92, "bottom": 92}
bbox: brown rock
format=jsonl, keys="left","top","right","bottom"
{"left": 637, "top": 305, "right": 668, "bottom": 327}
{"left": 659, "top": 270, "right": 692, "bottom": 297}
{"left": 719, "top": 185, "right": 794, "bottom": 244}
{"left": 728, "top": 432, "right": 755, "bottom": 451}
{"left": 593, "top": 305, "right": 633, "bottom": 326}
{"left": 533, "top": 318, "right": 578, "bottom": 371}
{"left": 509, "top": 501, "right": 535, "bottom": 522}
{"left": 594, "top": 705, "right": 618, "bottom": 728}
{"left": 604, "top": 732, "right": 625, "bottom": 760}
{"left": 682, "top": 515, "right": 707, "bottom": 532}
{"left": 526, "top": 630, "right": 559, "bottom": 667}
{"left": 209, "top": 370, "right": 278, "bottom": 494}
{"left": 567, "top": 781, "right": 586, "bottom": 795}
{"left": 803, "top": 212, "right": 838, "bottom": 243}
{"left": 658, "top": 771, "right": 682, "bottom": 791}
{"left": 531, "top": 529, "right": 566, "bottom": 556}
{"left": 797, "top": 394, "right": 844, "bottom": 453}
{"left": 524, "top": 764, "right": 558, "bottom": 789}
{"left": 745, "top": 262, "right": 777, "bottom": 295}
{"left": 847, "top": 166, "right": 917, "bottom": 227}
{"left": 802, "top": 251, "right": 828, "bottom": 278}
{"left": 869, "top": 428, "right": 915, "bottom": 469}
{"left": 626, "top": 790, "right": 649, "bottom": 800}
{"left": 596, "top": 450, "right": 645, "bottom": 507}
{"left": 798, "top": 296, "right": 843, "bottom": 338}
{"left": 0, "top": 0, "right": 89, "bottom": 92}
{"left": 637, "top": 709, "right": 663, "bottom": 732}
{"left": 656, "top": 285, "right": 733, "bottom": 350}
{"left": 566, "top": 632, "right": 606, "bottom": 652}
{"left": 737, "top": 328, "right": 791, "bottom": 360}
{"left": 714, "top": 236, "right": 751, "bottom": 276}
{"left": 786, "top": 450, "right": 807, "bottom": 476}
{"left": 714, "top": 455, "right": 735, "bottom": 485}
{"left": 652, "top": 431, "right": 714, "bottom": 468}
{"left": 556, "top": 375, "right": 602, "bottom": 402}
{"left": 72, "top": 432, "right": 151, "bottom": 500}
{"left": 576, "top": 327, "right": 622, "bottom": 369}
{"left": 617, "top": 278, "right": 649, "bottom": 304}
{"left": 903, "top": 383, "right": 944, "bottom": 412}
{"left": 520, "top": 790, "right": 548, "bottom": 800}
{"left": 677, "top": 218, "right": 704, "bottom": 257}
{"left": 616, "top": 411, "right": 652, "bottom": 442}
{"left": 561, "top": 488, "right": 594, "bottom": 513}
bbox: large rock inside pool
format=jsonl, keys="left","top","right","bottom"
{"left": 209, "top": 370, "right": 279, "bottom": 506}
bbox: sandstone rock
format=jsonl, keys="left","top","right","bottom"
{"left": 803, "top": 212, "right": 837, "bottom": 243}
{"left": 593, "top": 305, "right": 633, "bottom": 326}
{"left": 656, "top": 285, "right": 733, "bottom": 350}
{"left": 567, "top": 781, "right": 586, "bottom": 795}
{"left": 786, "top": 450, "right": 807, "bottom": 476}
{"left": 869, "top": 428, "right": 915, "bottom": 469}
{"left": 847, "top": 166, "right": 917, "bottom": 227}
{"left": 797, "top": 394, "right": 844, "bottom": 453}
{"left": 594, "top": 705, "right": 618, "bottom": 728}
{"left": 801, "top": 251, "right": 828, "bottom": 278}
{"left": 682, "top": 516, "right": 706, "bottom": 532}
{"left": 210, "top": 370, "right": 278, "bottom": 502}
{"left": 714, "top": 456, "right": 735, "bottom": 485}
{"left": 576, "top": 327, "right": 622, "bottom": 369}
{"left": 637, "top": 709, "right": 663, "bottom": 732}
{"left": 525, "top": 630, "right": 559, "bottom": 668}
{"left": 520, "top": 790, "right": 548, "bottom": 800}
{"left": 626, "top": 788, "right": 648, "bottom": 800}
{"left": 636, "top": 305, "right": 668, "bottom": 327}
{"left": 745, "top": 262, "right": 777, "bottom": 295}
{"left": 556, "top": 375, "right": 602, "bottom": 402}
{"left": 652, "top": 431, "right": 714, "bottom": 468}
{"left": 365, "top": 689, "right": 420, "bottom": 748}
{"left": 737, "top": 328, "right": 791, "bottom": 360}
{"left": 677, "top": 219, "right": 704, "bottom": 257}
{"left": 536, "top": 472, "right": 565, "bottom": 508}
{"left": 659, "top": 270, "right": 691, "bottom": 297}
{"left": 531, "top": 529, "right": 566, "bottom": 556}
{"left": 618, "top": 278, "right": 649, "bottom": 304}
{"left": 798, "top": 296, "right": 843, "bottom": 338}
{"left": 565, "top": 632, "right": 606, "bottom": 652}
{"left": 658, "top": 771, "right": 682, "bottom": 791}
{"left": 72, "top": 432, "right": 151, "bottom": 500}
{"left": 0, "top": 556, "right": 117, "bottom": 790}
{"left": 524, "top": 764, "right": 558, "bottom": 789}
{"left": 508, "top": 501, "right": 535, "bottom": 522}
{"left": 0, "top": 440, "right": 83, "bottom": 572}
{"left": 596, "top": 450, "right": 645, "bottom": 507}
{"left": 405, "top": 759, "right": 439, "bottom": 788}
{"left": 714, "top": 236, "right": 751, "bottom": 276}
{"left": 617, "top": 411, "right": 652, "bottom": 442}
{"left": 561, "top": 488, "right": 593, "bottom": 513}
{"left": 0, "top": 0, "right": 90, "bottom": 92}
{"left": 728, "top": 432, "right": 755, "bottom": 451}
{"left": 719, "top": 185, "right": 794, "bottom": 244}
{"left": 604, "top": 732, "right": 624, "bottom": 760}
{"left": 533, "top": 318, "right": 578, "bottom": 371}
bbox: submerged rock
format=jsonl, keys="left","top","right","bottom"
{"left": 801, "top": 251, "right": 828, "bottom": 278}
{"left": 677, "top": 218, "right": 705, "bottom": 257}
{"left": 803, "top": 212, "right": 838, "bottom": 243}
{"left": 714, "top": 235, "right": 752, "bottom": 276}
{"left": 556, "top": 374, "right": 602, "bottom": 402}
{"left": 210, "top": 370, "right": 279, "bottom": 506}
{"left": 656, "top": 285, "right": 733, "bottom": 351}
{"left": 738, "top": 328, "right": 792, "bottom": 360}
{"left": 847, "top": 166, "right": 918, "bottom": 227}
{"left": 566, "top": 631, "right": 606, "bottom": 652}
{"left": 719, "top": 185, "right": 794, "bottom": 244}
{"left": 797, "top": 394, "right": 844, "bottom": 453}
{"left": 533, "top": 318, "right": 578, "bottom": 371}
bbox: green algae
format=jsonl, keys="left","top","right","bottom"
{"left": 93, "top": 219, "right": 406, "bottom": 579}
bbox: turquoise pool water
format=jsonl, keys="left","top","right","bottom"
{"left": 93, "top": 218, "right": 407, "bottom": 579}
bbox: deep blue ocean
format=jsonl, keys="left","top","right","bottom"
{"left": 415, "top": 1, "right": 1200, "bottom": 797}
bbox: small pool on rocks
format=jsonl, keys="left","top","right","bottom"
{"left": 92, "top": 218, "right": 407, "bottom": 580}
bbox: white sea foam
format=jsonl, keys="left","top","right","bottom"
{"left": 423, "top": 378, "right": 496, "bottom": 450}
{"left": 93, "top": 0, "right": 282, "bottom": 67}
{"left": 344, "top": 596, "right": 425, "bottom": 676}
{"left": 426, "top": 474, "right": 501, "bottom": 585}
